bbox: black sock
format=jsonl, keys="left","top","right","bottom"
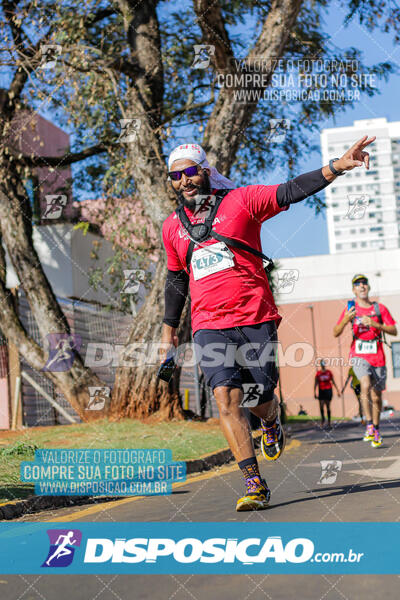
{"left": 367, "top": 420, "right": 373, "bottom": 426}
{"left": 238, "top": 457, "right": 260, "bottom": 481}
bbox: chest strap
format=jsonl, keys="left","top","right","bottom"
{"left": 176, "top": 191, "right": 274, "bottom": 274}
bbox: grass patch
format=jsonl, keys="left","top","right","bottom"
{"left": 0, "top": 419, "right": 227, "bottom": 504}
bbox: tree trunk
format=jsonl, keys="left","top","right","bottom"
{"left": 111, "top": 254, "right": 191, "bottom": 420}
{"left": 111, "top": 0, "right": 190, "bottom": 419}
{"left": 0, "top": 159, "right": 108, "bottom": 421}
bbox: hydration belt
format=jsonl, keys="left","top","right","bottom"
{"left": 175, "top": 189, "right": 274, "bottom": 275}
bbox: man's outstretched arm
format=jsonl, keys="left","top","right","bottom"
{"left": 277, "top": 135, "right": 375, "bottom": 208}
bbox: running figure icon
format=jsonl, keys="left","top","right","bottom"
{"left": 45, "top": 531, "right": 77, "bottom": 566}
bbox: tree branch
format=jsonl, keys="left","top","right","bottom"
{"left": 203, "top": 0, "right": 303, "bottom": 172}
{"left": 193, "top": 0, "right": 234, "bottom": 72}
{"left": 14, "top": 142, "right": 114, "bottom": 167}
{"left": 86, "top": 7, "right": 116, "bottom": 26}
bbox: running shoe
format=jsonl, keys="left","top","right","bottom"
{"left": 371, "top": 429, "right": 382, "bottom": 448}
{"left": 236, "top": 477, "right": 271, "bottom": 512}
{"left": 261, "top": 415, "right": 286, "bottom": 461}
{"left": 363, "top": 424, "right": 374, "bottom": 442}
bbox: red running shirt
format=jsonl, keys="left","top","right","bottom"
{"left": 315, "top": 370, "right": 333, "bottom": 390}
{"left": 162, "top": 185, "right": 288, "bottom": 333}
{"left": 336, "top": 302, "right": 396, "bottom": 367}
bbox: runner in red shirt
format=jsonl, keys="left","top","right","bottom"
{"left": 334, "top": 274, "right": 397, "bottom": 447}
{"left": 313, "top": 360, "right": 340, "bottom": 430}
{"left": 161, "top": 137, "right": 375, "bottom": 511}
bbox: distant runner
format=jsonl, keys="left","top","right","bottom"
{"left": 342, "top": 366, "right": 364, "bottom": 423}
{"left": 314, "top": 360, "right": 340, "bottom": 429}
{"left": 334, "top": 274, "right": 397, "bottom": 447}
{"left": 161, "top": 136, "right": 375, "bottom": 510}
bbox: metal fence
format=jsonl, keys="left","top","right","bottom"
{"left": 17, "top": 291, "right": 132, "bottom": 426}
{"left": 16, "top": 291, "right": 212, "bottom": 426}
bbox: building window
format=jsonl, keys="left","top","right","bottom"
{"left": 334, "top": 216, "right": 340, "bottom": 222}
{"left": 351, "top": 242, "right": 357, "bottom": 248}
{"left": 361, "top": 241, "right": 367, "bottom": 247}
{"left": 336, "top": 243, "right": 342, "bottom": 250}
{"left": 350, "top": 229, "right": 356, "bottom": 234}
{"left": 392, "top": 342, "right": 400, "bottom": 378}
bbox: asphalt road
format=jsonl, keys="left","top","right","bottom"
{"left": 4, "top": 418, "right": 400, "bottom": 599}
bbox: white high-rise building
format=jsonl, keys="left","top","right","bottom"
{"left": 321, "top": 118, "right": 400, "bottom": 254}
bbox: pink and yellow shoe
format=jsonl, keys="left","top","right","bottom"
{"left": 371, "top": 429, "right": 382, "bottom": 448}
{"left": 363, "top": 424, "right": 374, "bottom": 442}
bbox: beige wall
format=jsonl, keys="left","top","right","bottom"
{"left": 277, "top": 294, "right": 400, "bottom": 417}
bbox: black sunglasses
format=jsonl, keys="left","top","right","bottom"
{"left": 353, "top": 279, "right": 368, "bottom": 286}
{"left": 169, "top": 165, "right": 200, "bottom": 181}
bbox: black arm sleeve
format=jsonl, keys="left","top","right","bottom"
{"left": 276, "top": 168, "right": 330, "bottom": 208}
{"left": 163, "top": 269, "right": 189, "bottom": 328}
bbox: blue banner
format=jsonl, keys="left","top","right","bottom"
{"left": 0, "top": 522, "right": 399, "bottom": 574}
{"left": 20, "top": 449, "right": 186, "bottom": 496}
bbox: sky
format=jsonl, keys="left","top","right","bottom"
{"left": 263, "top": 5, "right": 400, "bottom": 259}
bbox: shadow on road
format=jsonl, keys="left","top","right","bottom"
{"left": 269, "top": 479, "right": 400, "bottom": 510}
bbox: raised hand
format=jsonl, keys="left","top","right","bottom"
{"left": 335, "top": 135, "right": 376, "bottom": 172}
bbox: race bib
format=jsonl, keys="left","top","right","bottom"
{"left": 191, "top": 242, "right": 234, "bottom": 280}
{"left": 355, "top": 340, "right": 378, "bottom": 354}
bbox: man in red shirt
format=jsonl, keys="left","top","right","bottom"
{"left": 334, "top": 274, "right": 397, "bottom": 447}
{"left": 314, "top": 360, "right": 340, "bottom": 429}
{"left": 161, "top": 136, "right": 375, "bottom": 511}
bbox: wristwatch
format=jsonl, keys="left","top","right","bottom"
{"left": 329, "top": 158, "right": 345, "bottom": 176}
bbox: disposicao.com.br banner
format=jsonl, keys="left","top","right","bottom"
{"left": 0, "top": 522, "right": 399, "bottom": 574}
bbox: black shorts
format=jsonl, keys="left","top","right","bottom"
{"left": 193, "top": 321, "right": 279, "bottom": 397}
{"left": 318, "top": 389, "right": 332, "bottom": 402}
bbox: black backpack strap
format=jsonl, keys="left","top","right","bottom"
{"left": 186, "top": 240, "right": 195, "bottom": 272}
{"left": 373, "top": 301, "right": 389, "bottom": 345}
{"left": 176, "top": 190, "right": 230, "bottom": 273}
{"left": 175, "top": 189, "right": 274, "bottom": 274}
{"left": 373, "top": 301, "right": 382, "bottom": 324}
{"left": 210, "top": 231, "right": 274, "bottom": 273}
